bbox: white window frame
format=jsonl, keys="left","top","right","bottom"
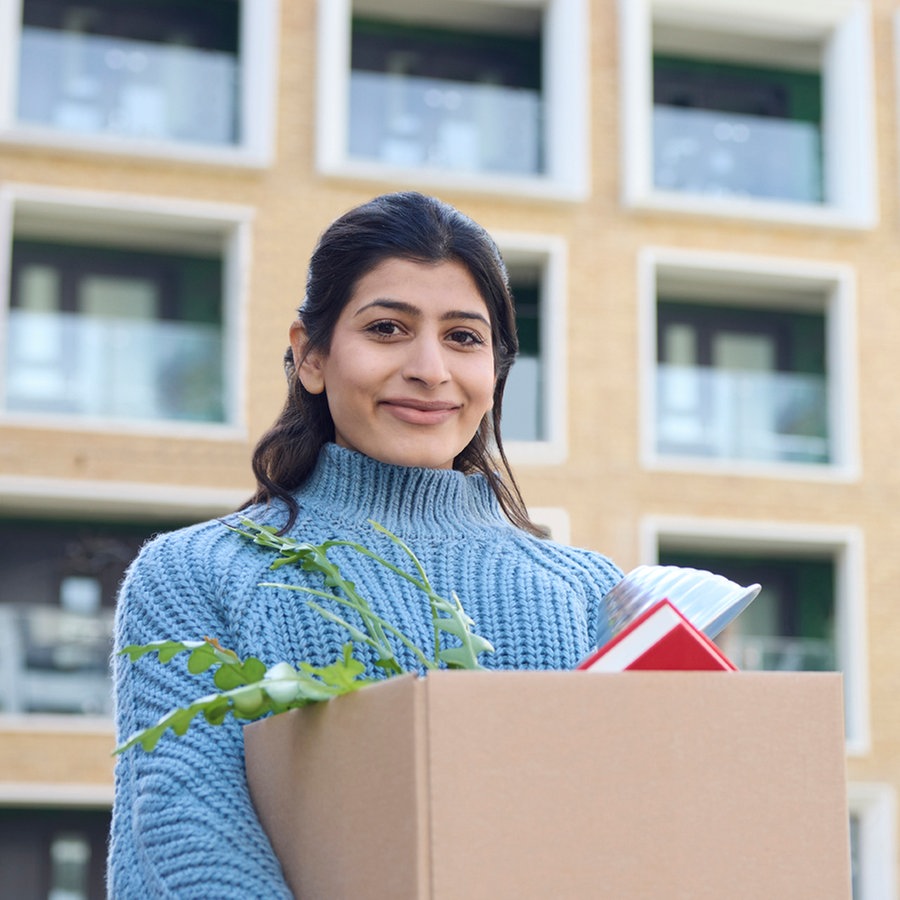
{"left": 848, "top": 782, "right": 898, "bottom": 900}
{"left": 0, "top": 183, "right": 253, "bottom": 438}
{"left": 641, "top": 515, "right": 869, "bottom": 755}
{"left": 618, "top": 0, "right": 877, "bottom": 229}
{"left": 638, "top": 246, "right": 859, "bottom": 480}
{"left": 495, "top": 232, "right": 567, "bottom": 465}
{"left": 316, "top": 0, "right": 589, "bottom": 201}
{"left": 0, "top": 0, "right": 279, "bottom": 167}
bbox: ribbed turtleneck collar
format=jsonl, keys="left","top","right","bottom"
{"left": 295, "top": 444, "right": 505, "bottom": 537}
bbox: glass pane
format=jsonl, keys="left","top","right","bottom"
{"left": 653, "top": 54, "right": 823, "bottom": 203}
{"left": 663, "top": 323, "right": 697, "bottom": 366}
{"left": 5, "top": 310, "right": 224, "bottom": 421}
{"left": 504, "top": 356, "right": 542, "bottom": 441}
{"left": 80, "top": 275, "right": 158, "bottom": 318}
{"left": 0, "top": 808, "right": 110, "bottom": 898}
{"left": 849, "top": 813, "right": 861, "bottom": 899}
{"left": 504, "top": 271, "right": 543, "bottom": 441}
{"left": 349, "top": 71, "right": 541, "bottom": 175}
{"left": 8, "top": 265, "right": 65, "bottom": 399}
{"left": 5, "top": 241, "right": 226, "bottom": 423}
{"left": 656, "top": 302, "right": 829, "bottom": 464}
{"left": 656, "top": 365, "right": 829, "bottom": 463}
{"left": 712, "top": 332, "right": 775, "bottom": 372}
{"left": 653, "top": 105, "right": 823, "bottom": 203}
{"left": 659, "top": 550, "right": 836, "bottom": 673}
{"left": 0, "top": 517, "right": 188, "bottom": 716}
{"left": 49, "top": 833, "right": 91, "bottom": 900}
{"left": 17, "top": 0, "right": 240, "bottom": 145}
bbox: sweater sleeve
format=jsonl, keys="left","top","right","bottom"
{"left": 107, "top": 526, "right": 293, "bottom": 900}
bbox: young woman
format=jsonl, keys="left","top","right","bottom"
{"left": 108, "top": 192, "right": 622, "bottom": 897}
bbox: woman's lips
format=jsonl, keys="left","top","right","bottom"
{"left": 380, "top": 399, "right": 460, "bottom": 425}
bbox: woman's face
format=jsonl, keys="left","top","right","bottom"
{"left": 291, "top": 257, "right": 496, "bottom": 469}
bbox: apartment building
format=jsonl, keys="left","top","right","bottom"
{"left": 0, "top": 0, "right": 896, "bottom": 896}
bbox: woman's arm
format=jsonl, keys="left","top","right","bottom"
{"left": 108, "top": 527, "right": 293, "bottom": 899}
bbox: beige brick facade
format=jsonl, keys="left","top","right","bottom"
{"left": 1, "top": 0, "right": 897, "bottom": 892}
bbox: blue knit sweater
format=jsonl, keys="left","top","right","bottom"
{"left": 108, "top": 444, "right": 622, "bottom": 898}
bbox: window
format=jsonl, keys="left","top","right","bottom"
{"left": 618, "top": 0, "right": 876, "bottom": 227}
{"left": 847, "top": 783, "right": 898, "bottom": 900}
{"left": 0, "top": 807, "right": 110, "bottom": 899}
{"left": 657, "top": 301, "right": 828, "bottom": 464}
{"left": 350, "top": 16, "right": 541, "bottom": 176}
{"left": 0, "top": 186, "right": 251, "bottom": 432}
{"left": 643, "top": 517, "right": 868, "bottom": 752}
{"left": 506, "top": 263, "right": 544, "bottom": 441}
{"left": 641, "top": 248, "right": 858, "bottom": 477}
{"left": 8, "top": 239, "right": 224, "bottom": 423}
{"left": 0, "top": 0, "right": 278, "bottom": 164}
{"left": 653, "top": 56, "right": 823, "bottom": 204}
{"left": 660, "top": 548, "right": 837, "bottom": 673}
{"left": 0, "top": 515, "right": 189, "bottom": 716}
{"left": 317, "top": 0, "right": 589, "bottom": 199}
{"left": 497, "top": 234, "right": 567, "bottom": 463}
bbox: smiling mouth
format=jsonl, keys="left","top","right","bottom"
{"left": 380, "top": 399, "right": 460, "bottom": 425}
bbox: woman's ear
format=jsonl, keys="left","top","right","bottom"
{"left": 289, "top": 319, "right": 326, "bottom": 394}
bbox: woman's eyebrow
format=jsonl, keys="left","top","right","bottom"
{"left": 353, "top": 298, "right": 490, "bottom": 326}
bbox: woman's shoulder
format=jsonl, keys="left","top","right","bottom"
{"left": 123, "top": 502, "right": 290, "bottom": 589}
{"left": 504, "top": 528, "right": 624, "bottom": 594}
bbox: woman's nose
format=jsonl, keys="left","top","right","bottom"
{"left": 402, "top": 336, "right": 450, "bottom": 387}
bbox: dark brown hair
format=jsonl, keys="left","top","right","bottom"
{"left": 243, "top": 191, "right": 543, "bottom": 536}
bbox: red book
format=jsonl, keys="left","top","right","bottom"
{"left": 577, "top": 599, "right": 737, "bottom": 672}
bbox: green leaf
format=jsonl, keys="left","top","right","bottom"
{"left": 118, "top": 639, "right": 204, "bottom": 664}
{"left": 298, "top": 644, "right": 368, "bottom": 691}
{"left": 213, "top": 656, "right": 266, "bottom": 691}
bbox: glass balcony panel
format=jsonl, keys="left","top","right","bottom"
{"left": 503, "top": 354, "right": 542, "bottom": 442}
{"left": 719, "top": 634, "right": 836, "bottom": 672}
{"left": 653, "top": 105, "right": 823, "bottom": 203}
{"left": 349, "top": 71, "right": 542, "bottom": 176}
{"left": 0, "top": 604, "right": 113, "bottom": 715}
{"left": 656, "top": 364, "right": 829, "bottom": 463}
{"left": 17, "top": 27, "right": 239, "bottom": 145}
{"left": 5, "top": 309, "right": 225, "bottom": 422}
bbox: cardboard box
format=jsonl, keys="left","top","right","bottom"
{"left": 245, "top": 671, "right": 851, "bottom": 900}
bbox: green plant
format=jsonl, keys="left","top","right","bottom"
{"left": 115, "top": 518, "right": 494, "bottom": 754}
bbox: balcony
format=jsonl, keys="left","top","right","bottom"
{"left": 718, "top": 633, "right": 835, "bottom": 672}
{"left": 348, "top": 70, "right": 541, "bottom": 176}
{"left": 17, "top": 26, "right": 238, "bottom": 145}
{"left": 503, "top": 355, "right": 542, "bottom": 442}
{"left": 656, "top": 364, "right": 829, "bottom": 464}
{"left": 0, "top": 604, "right": 113, "bottom": 716}
{"left": 653, "top": 105, "right": 822, "bottom": 204}
{"left": 5, "top": 308, "right": 224, "bottom": 422}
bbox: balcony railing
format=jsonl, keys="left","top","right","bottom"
{"left": 0, "top": 604, "right": 114, "bottom": 716}
{"left": 656, "top": 364, "right": 829, "bottom": 464}
{"left": 653, "top": 104, "right": 823, "bottom": 204}
{"left": 5, "top": 309, "right": 224, "bottom": 422}
{"left": 718, "top": 633, "right": 836, "bottom": 672}
{"left": 503, "top": 355, "right": 542, "bottom": 442}
{"left": 17, "top": 27, "right": 238, "bottom": 145}
{"left": 349, "top": 70, "right": 542, "bottom": 176}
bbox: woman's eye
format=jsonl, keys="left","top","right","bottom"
{"left": 366, "top": 320, "right": 402, "bottom": 338}
{"left": 447, "top": 329, "right": 485, "bottom": 346}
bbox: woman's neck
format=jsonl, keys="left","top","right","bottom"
{"left": 295, "top": 443, "right": 504, "bottom": 536}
